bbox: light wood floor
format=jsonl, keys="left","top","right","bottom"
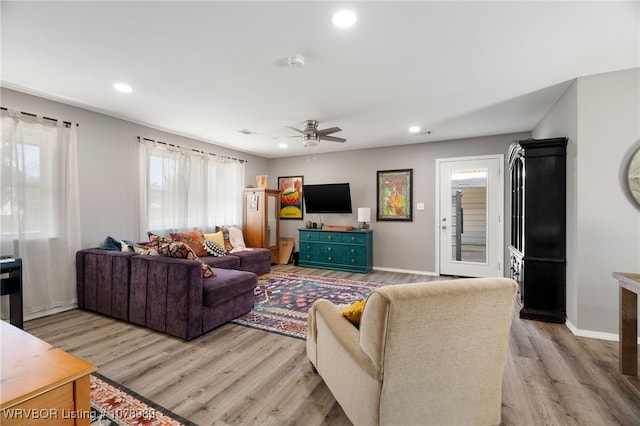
{"left": 24, "top": 265, "right": 640, "bottom": 425}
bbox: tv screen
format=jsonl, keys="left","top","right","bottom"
{"left": 303, "top": 183, "right": 353, "bottom": 214}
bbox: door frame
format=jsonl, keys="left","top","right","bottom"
{"left": 435, "top": 154, "right": 504, "bottom": 277}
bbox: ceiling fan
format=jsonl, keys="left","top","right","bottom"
{"left": 282, "top": 120, "right": 346, "bottom": 147}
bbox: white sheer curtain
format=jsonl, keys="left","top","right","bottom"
{"left": 207, "top": 155, "right": 244, "bottom": 228}
{"left": 0, "top": 110, "right": 81, "bottom": 320}
{"left": 138, "top": 138, "right": 245, "bottom": 238}
{"left": 139, "top": 141, "right": 191, "bottom": 235}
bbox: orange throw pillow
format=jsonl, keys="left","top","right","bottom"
{"left": 170, "top": 231, "right": 208, "bottom": 257}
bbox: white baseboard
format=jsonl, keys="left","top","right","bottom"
{"left": 565, "top": 318, "right": 640, "bottom": 344}
{"left": 372, "top": 266, "right": 438, "bottom": 276}
{"left": 23, "top": 303, "right": 78, "bottom": 322}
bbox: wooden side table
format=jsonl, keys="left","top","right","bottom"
{"left": 613, "top": 272, "right": 640, "bottom": 397}
{"left": 0, "top": 321, "right": 97, "bottom": 425}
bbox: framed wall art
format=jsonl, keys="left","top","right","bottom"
{"left": 377, "top": 169, "right": 413, "bottom": 221}
{"left": 278, "top": 175, "right": 304, "bottom": 220}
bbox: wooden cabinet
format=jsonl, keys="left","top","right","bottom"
{"left": 507, "top": 137, "right": 567, "bottom": 323}
{"left": 298, "top": 229, "right": 373, "bottom": 273}
{"left": 243, "top": 188, "right": 280, "bottom": 263}
{"left": 0, "top": 321, "right": 97, "bottom": 425}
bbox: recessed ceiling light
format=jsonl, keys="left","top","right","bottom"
{"left": 279, "top": 143, "right": 288, "bottom": 149}
{"left": 113, "top": 83, "right": 132, "bottom": 93}
{"left": 332, "top": 10, "right": 357, "bottom": 28}
{"left": 409, "top": 126, "right": 421, "bottom": 134}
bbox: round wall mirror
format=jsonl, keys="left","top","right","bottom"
{"left": 629, "top": 147, "right": 640, "bottom": 205}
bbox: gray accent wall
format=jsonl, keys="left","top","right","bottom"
{"left": 268, "top": 133, "right": 527, "bottom": 274}
{"left": 534, "top": 68, "right": 640, "bottom": 337}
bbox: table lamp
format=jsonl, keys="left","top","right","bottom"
{"left": 358, "top": 207, "right": 371, "bottom": 230}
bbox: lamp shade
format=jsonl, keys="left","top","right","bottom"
{"left": 358, "top": 207, "right": 371, "bottom": 222}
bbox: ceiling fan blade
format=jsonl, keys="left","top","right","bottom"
{"left": 319, "top": 135, "right": 346, "bottom": 143}
{"left": 285, "top": 126, "right": 304, "bottom": 134}
{"left": 316, "top": 126, "right": 342, "bottom": 136}
{"left": 272, "top": 135, "right": 301, "bottom": 139}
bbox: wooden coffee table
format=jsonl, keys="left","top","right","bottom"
{"left": 0, "top": 321, "right": 97, "bottom": 425}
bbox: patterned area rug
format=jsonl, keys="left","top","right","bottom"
{"left": 231, "top": 272, "right": 384, "bottom": 339}
{"left": 91, "top": 373, "right": 196, "bottom": 426}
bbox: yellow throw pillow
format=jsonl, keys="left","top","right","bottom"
{"left": 203, "top": 231, "right": 226, "bottom": 252}
{"left": 341, "top": 298, "right": 367, "bottom": 325}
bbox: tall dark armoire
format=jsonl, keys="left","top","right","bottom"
{"left": 508, "top": 137, "right": 567, "bottom": 323}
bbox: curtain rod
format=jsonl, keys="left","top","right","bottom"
{"left": 138, "top": 136, "right": 247, "bottom": 164}
{"left": 0, "top": 106, "right": 78, "bottom": 128}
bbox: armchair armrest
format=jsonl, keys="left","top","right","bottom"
{"left": 311, "top": 299, "right": 381, "bottom": 381}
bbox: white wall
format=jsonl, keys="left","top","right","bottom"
{"left": 534, "top": 68, "right": 640, "bottom": 337}
{"left": 1, "top": 88, "right": 270, "bottom": 247}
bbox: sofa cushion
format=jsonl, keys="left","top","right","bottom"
{"left": 202, "top": 269, "right": 257, "bottom": 308}
{"left": 200, "top": 254, "right": 240, "bottom": 270}
{"left": 170, "top": 230, "right": 208, "bottom": 257}
{"left": 231, "top": 248, "right": 272, "bottom": 275}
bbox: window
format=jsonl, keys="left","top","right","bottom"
{"left": 0, "top": 110, "right": 81, "bottom": 320}
{"left": 139, "top": 139, "right": 245, "bottom": 237}
{"left": 1, "top": 124, "right": 59, "bottom": 239}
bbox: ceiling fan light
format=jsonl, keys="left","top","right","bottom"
{"left": 303, "top": 134, "right": 320, "bottom": 147}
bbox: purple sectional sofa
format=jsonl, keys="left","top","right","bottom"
{"left": 76, "top": 247, "right": 271, "bottom": 340}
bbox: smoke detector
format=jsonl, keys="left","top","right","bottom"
{"left": 288, "top": 54, "right": 305, "bottom": 68}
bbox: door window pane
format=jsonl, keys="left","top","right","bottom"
{"left": 450, "top": 168, "right": 487, "bottom": 263}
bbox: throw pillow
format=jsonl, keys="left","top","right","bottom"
{"left": 145, "top": 232, "right": 214, "bottom": 277}
{"left": 147, "top": 231, "right": 167, "bottom": 245}
{"left": 203, "top": 231, "right": 226, "bottom": 252}
{"left": 134, "top": 245, "right": 159, "bottom": 256}
{"left": 99, "top": 236, "right": 123, "bottom": 251}
{"left": 170, "top": 230, "right": 208, "bottom": 257}
{"left": 214, "top": 226, "right": 234, "bottom": 252}
{"left": 341, "top": 298, "right": 368, "bottom": 325}
{"left": 204, "top": 240, "right": 226, "bottom": 257}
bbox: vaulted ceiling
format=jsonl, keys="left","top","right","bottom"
{"left": 2, "top": 1, "right": 638, "bottom": 158}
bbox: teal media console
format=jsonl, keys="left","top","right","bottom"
{"left": 298, "top": 229, "right": 373, "bottom": 273}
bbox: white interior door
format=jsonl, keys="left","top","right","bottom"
{"left": 437, "top": 156, "right": 503, "bottom": 277}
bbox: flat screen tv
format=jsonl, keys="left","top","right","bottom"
{"left": 303, "top": 183, "right": 352, "bottom": 214}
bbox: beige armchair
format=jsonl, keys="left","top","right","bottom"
{"left": 306, "top": 277, "right": 517, "bottom": 426}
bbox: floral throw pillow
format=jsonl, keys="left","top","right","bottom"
{"left": 146, "top": 232, "right": 214, "bottom": 277}
{"left": 170, "top": 231, "right": 208, "bottom": 257}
